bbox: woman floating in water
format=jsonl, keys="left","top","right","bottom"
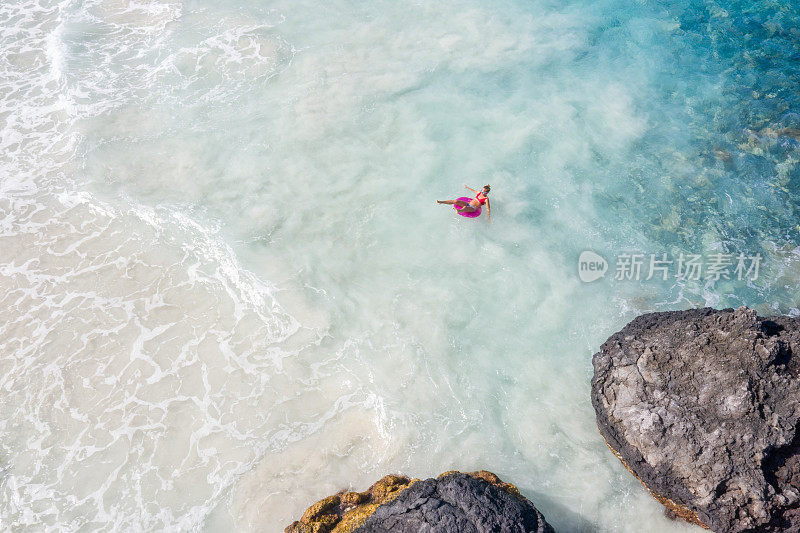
{"left": 438, "top": 184, "right": 491, "bottom": 223}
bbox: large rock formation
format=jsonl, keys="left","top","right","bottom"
{"left": 285, "top": 471, "right": 554, "bottom": 533}
{"left": 591, "top": 306, "right": 800, "bottom": 532}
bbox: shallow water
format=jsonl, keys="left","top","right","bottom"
{"left": 2, "top": 0, "right": 799, "bottom": 531}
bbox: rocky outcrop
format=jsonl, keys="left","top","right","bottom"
{"left": 591, "top": 306, "right": 800, "bottom": 532}
{"left": 286, "top": 474, "right": 415, "bottom": 533}
{"left": 285, "top": 471, "right": 554, "bottom": 533}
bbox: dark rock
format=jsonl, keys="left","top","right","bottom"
{"left": 778, "top": 128, "right": 800, "bottom": 140}
{"left": 591, "top": 306, "right": 800, "bottom": 532}
{"left": 285, "top": 471, "right": 554, "bottom": 533}
{"left": 356, "top": 472, "right": 553, "bottom": 533}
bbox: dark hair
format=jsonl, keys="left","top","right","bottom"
{"left": 483, "top": 184, "right": 491, "bottom": 193}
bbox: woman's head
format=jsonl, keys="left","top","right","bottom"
{"left": 482, "top": 184, "right": 491, "bottom": 194}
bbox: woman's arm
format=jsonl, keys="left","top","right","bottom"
{"left": 487, "top": 199, "right": 492, "bottom": 223}
{"left": 463, "top": 183, "right": 478, "bottom": 192}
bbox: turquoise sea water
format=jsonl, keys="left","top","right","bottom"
{"left": 2, "top": 0, "right": 799, "bottom": 531}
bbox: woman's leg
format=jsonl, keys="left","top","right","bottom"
{"left": 438, "top": 199, "right": 476, "bottom": 212}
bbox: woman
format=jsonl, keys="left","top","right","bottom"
{"left": 437, "top": 184, "right": 492, "bottom": 223}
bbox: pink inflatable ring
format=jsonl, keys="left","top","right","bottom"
{"left": 454, "top": 196, "right": 481, "bottom": 218}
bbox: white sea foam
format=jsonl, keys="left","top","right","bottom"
{"left": 0, "top": 1, "right": 313, "bottom": 530}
